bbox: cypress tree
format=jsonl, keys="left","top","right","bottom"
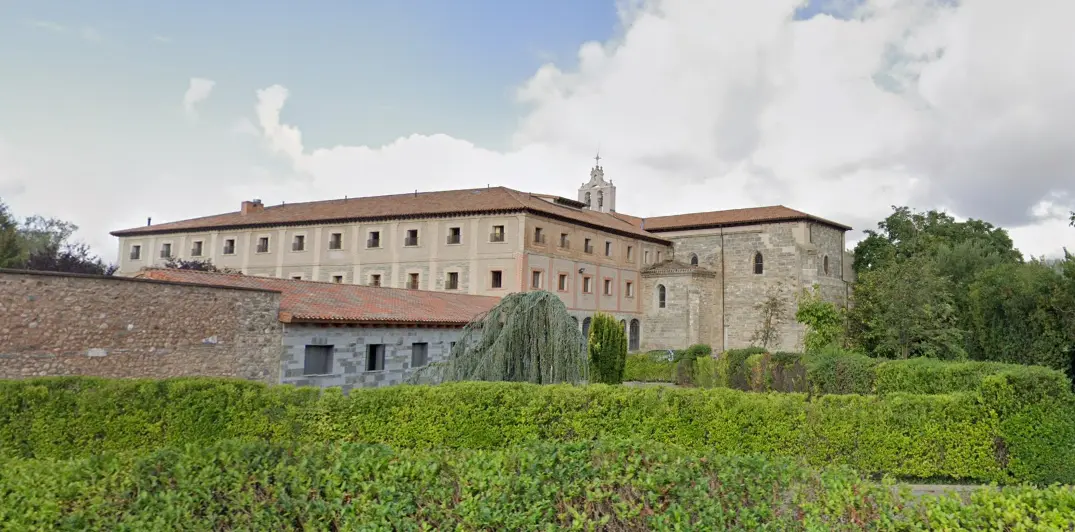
{"left": 588, "top": 312, "right": 628, "bottom": 384}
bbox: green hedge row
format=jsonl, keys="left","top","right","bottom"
{"left": 3, "top": 439, "right": 1074, "bottom": 531}
{"left": 2, "top": 377, "right": 1074, "bottom": 484}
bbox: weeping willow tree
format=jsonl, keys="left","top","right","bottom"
{"left": 409, "top": 291, "right": 588, "bottom": 385}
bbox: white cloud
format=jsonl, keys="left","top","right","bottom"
{"left": 24, "top": 20, "right": 103, "bottom": 42}
{"left": 241, "top": 0, "right": 1074, "bottom": 258}
{"left": 182, "top": 78, "right": 216, "bottom": 121}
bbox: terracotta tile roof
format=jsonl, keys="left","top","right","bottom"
{"left": 136, "top": 269, "right": 500, "bottom": 326}
{"left": 111, "top": 186, "right": 672, "bottom": 244}
{"left": 640, "top": 205, "right": 852, "bottom": 231}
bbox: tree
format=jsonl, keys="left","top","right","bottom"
{"left": 409, "top": 291, "right": 587, "bottom": 385}
{"left": 848, "top": 255, "right": 965, "bottom": 360}
{"left": 749, "top": 282, "right": 788, "bottom": 350}
{"left": 23, "top": 241, "right": 115, "bottom": 275}
{"left": 795, "top": 285, "right": 846, "bottom": 354}
{"left": 163, "top": 257, "right": 238, "bottom": 273}
{"left": 0, "top": 200, "right": 24, "bottom": 268}
{"left": 967, "top": 261, "right": 1073, "bottom": 373}
{"left": 588, "top": 312, "right": 628, "bottom": 384}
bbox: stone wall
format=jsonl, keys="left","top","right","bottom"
{"left": 280, "top": 323, "right": 462, "bottom": 391}
{"left": 640, "top": 267, "right": 718, "bottom": 351}
{"left": 0, "top": 269, "right": 282, "bottom": 382}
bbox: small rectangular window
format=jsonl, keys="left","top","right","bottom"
{"left": 405, "top": 229, "right": 419, "bottom": 246}
{"left": 605, "top": 241, "right": 612, "bottom": 256}
{"left": 407, "top": 272, "right": 420, "bottom": 289}
{"left": 604, "top": 279, "right": 613, "bottom": 295}
{"left": 447, "top": 227, "right": 461, "bottom": 245}
{"left": 644, "top": 250, "right": 650, "bottom": 264}
{"left": 291, "top": 275, "right": 303, "bottom": 281}
{"left": 411, "top": 342, "right": 429, "bottom": 367}
{"left": 534, "top": 227, "right": 545, "bottom": 244}
{"left": 292, "top": 234, "right": 305, "bottom": 252}
{"left": 583, "top": 277, "right": 593, "bottom": 293}
{"left": 657, "top": 251, "right": 662, "bottom": 262}
{"left": 558, "top": 273, "right": 567, "bottom": 291}
{"left": 160, "top": 243, "right": 172, "bottom": 258}
{"left": 490, "top": 225, "right": 505, "bottom": 242}
{"left": 584, "top": 238, "right": 593, "bottom": 254}
{"left": 223, "top": 239, "right": 236, "bottom": 255}
{"left": 129, "top": 245, "right": 141, "bottom": 260}
{"left": 303, "top": 345, "right": 333, "bottom": 375}
{"left": 531, "top": 270, "right": 542, "bottom": 289}
{"left": 191, "top": 241, "right": 203, "bottom": 257}
{"left": 366, "top": 344, "right": 385, "bottom": 371}
{"left": 257, "top": 237, "right": 270, "bottom": 253}
{"left": 329, "top": 232, "right": 343, "bottom": 250}
{"left": 626, "top": 246, "right": 633, "bottom": 261}
{"left": 446, "top": 271, "right": 459, "bottom": 289}
{"left": 626, "top": 281, "right": 634, "bottom": 297}
{"left": 370, "top": 274, "right": 381, "bottom": 287}
{"left": 367, "top": 231, "right": 381, "bottom": 248}
{"left": 560, "top": 233, "right": 569, "bottom": 248}
{"left": 332, "top": 275, "right": 343, "bottom": 283}
{"left": 491, "top": 270, "right": 503, "bottom": 288}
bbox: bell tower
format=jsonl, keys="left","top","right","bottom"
{"left": 577, "top": 153, "right": 616, "bottom": 213}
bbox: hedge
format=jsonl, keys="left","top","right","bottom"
{"left": 2, "top": 377, "right": 1074, "bottom": 484}
{"left": 2, "top": 439, "right": 1073, "bottom": 531}
{"left": 623, "top": 352, "right": 676, "bottom": 382}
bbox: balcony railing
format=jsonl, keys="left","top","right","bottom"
{"left": 292, "top": 242, "right": 305, "bottom": 252}
{"left": 328, "top": 240, "right": 342, "bottom": 250}
{"left": 404, "top": 236, "right": 418, "bottom": 246}
{"left": 490, "top": 232, "right": 505, "bottom": 243}
{"left": 446, "top": 234, "right": 461, "bottom": 245}
{"left": 367, "top": 239, "right": 380, "bottom": 248}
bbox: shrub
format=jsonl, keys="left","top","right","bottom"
{"left": 587, "top": 312, "right": 627, "bottom": 384}
{"left": 719, "top": 346, "right": 768, "bottom": 390}
{"left": 2, "top": 377, "right": 1073, "bottom": 484}
{"left": 913, "top": 484, "right": 1075, "bottom": 530}
{"left": 874, "top": 358, "right": 1070, "bottom": 396}
{"left": 673, "top": 344, "right": 713, "bottom": 386}
{"left": 623, "top": 352, "right": 676, "bottom": 382}
{"left": 0, "top": 439, "right": 910, "bottom": 531}
{"left": 803, "top": 346, "right": 879, "bottom": 395}
{"left": 745, "top": 352, "right": 809, "bottom": 393}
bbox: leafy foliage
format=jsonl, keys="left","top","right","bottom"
{"left": 795, "top": 285, "right": 846, "bottom": 354}
{"left": 162, "top": 256, "right": 239, "bottom": 273}
{"left": 2, "top": 376, "right": 1073, "bottom": 484}
{"left": 749, "top": 282, "right": 789, "bottom": 349}
{"left": 0, "top": 200, "right": 24, "bottom": 268}
{"left": 410, "top": 291, "right": 587, "bottom": 385}
{"left": 587, "top": 312, "right": 627, "bottom": 384}
{"left": 623, "top": 352, "right": 676, "bottom": 382}
{"left": 0, "top": 199, "right": 115, "bottom": 274}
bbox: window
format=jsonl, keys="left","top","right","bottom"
{"left": 191, "top": 241, "right": 203, "bottom": 257}
{"left": 604, "top": 279, "right": 613, "bottom": 295}
{"left": 292, "top": 234, "right": 305, "bottom": 252}
{"left": 303, "top": 345, "right": 333, "bottom": 375}
{"left": 657, "top": 251, "right": 662, "bottom": 262}
{"left": 531, "top": 270, "right": 542, "bottom": 289}
{"left": 534, "top": 227, "right": 545, "bottom": 244}
{"left": 644, "top": 250, "right": 650, "bottom": 264}
{"left": 366, "top": 344, "right": 385, "bottom": 371}
{"left": 332, "top": 275, "right": 343, "bottom": 284}
{"left": 584, "top": 238, "right": 593, "bottom": 254}
{"left": 223, "top": 239, "right": 236, "bottom": 255}
{"left": 449, "top": 341, "right": 457, "bottom": 355}
{"left": 558, "top": 273, "right": 568, "bottom": 291}
{"left": 404, "top": 229, "right": 419, "bottom": 246}
{"left": 629, "top": 320, "right": 640, "bottom": 351}
{"left": 625, "top": 281, "right": 634, "bottom": 297}
{"left": 329, "top": 232, "right": 343, "bottom": 250}
{"left": 407, "top": 272, "right": 420, "bottom": 289}
{"left": 605, "top": 241, "right": 612, "bottom": 256}
{"left": 447, "top": 227, "right": 461, "bottom": 245}
{"left": 823, "top": 255, "right": 830, "bottom": 275}
{"left": 585, "top": 192, "right": 591, "bottom": 206}
{"left": 157, "top": 243, "right": 171, "bottom": 259}
{"left": 446, "top": 272, "right": 459, "bottom": 290}
{"left": 583, "top": 276, "right": 593, "bottom": 293}
{"left": 690, "top": 254, "right": 698, "bottom": 266}
{"left": 129, "top": 245, "right": 141, "bottom": 260}
{"left": 753, "top": 252, "right": 764, "bottom": 274}
{"left": 491, "top": 270, "right": 503, "bottom": 288}
{"left": 658, "top": 285, "right": 666, "bottom": 308}
{"left": 367, "top": 231, "right": 381, "bottom": 248}
{"left": 291, "top": 275, "right": 303, "bottom": 281}
{"left": 257, "top": 237, "right": 270, "bottom": 253}
{"left": 411, "top": 342, "right": 429, "bottom": 367}
{"left": 626, "top": 246, "right": 633, "bottom": 261}
{"left": 559, "top": 233, "right": 569, "bottom": 249}
{"left": 597, "top": 191, "right": 604, "bottom": 208}
{"left": 582, "top": 317, "right": 592, "bottom": 339}
{"left": 369, "top": 274, "right": 381, "bottom": 287}
{"left": 490, "top": 225, "right": 505, "bottom": 242}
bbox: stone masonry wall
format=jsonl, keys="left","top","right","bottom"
{"left": 280, "top": 323, "right": 463, "bottom": 392}
{"left": 640, "top": 271, "right": 718, "bottom": 351}
{"left": 0, "top": 270, "right": 282, "bottom": 382}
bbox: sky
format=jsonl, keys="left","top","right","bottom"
{"left": 1, "top": 0, "right": 1073, "bottom": 262}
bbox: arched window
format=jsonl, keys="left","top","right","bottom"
{"left": 629, "top": 319, "right": 641, "bottom": 351}
{"left": 620, "top": 319, "right": 627, "bottom": 335}
{"left": 584, "top": 192, "right": 591, "bottom": 206}
{"left": 597, "top": 191, "right": 604, "bottom": 208}
{"left": 657, "top": 284, "right": 666, "bottom": 308}
{"left": 689, "top": 254, "right": 699, "bottom": 266}
{"left": 753, "top": 252, "right": 764, "bottom": 274}
{"left": 823, "top": 255, "right": 829, "bottom": 275}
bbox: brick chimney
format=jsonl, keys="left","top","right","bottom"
{"left": 241, "top": 199, "right": 264, "bottom": 216}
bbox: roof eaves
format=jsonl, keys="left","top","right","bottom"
{"left": 645, "top": 215, "right": 851, "bottom": 233}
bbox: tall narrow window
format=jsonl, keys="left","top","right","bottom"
{"left": 257, "top": 237, "right": 269, "bottom": 253}
{"left": 292, "top": 234, "right": 305, "bottom": 251}
{"left": 604, "top": 241, "right": 612, "bottom": 256}
{"left": 603, "top": 279, "right": 613, "bottom": 295}
{"left": 366, "top": 344, "right": 385, "bottom": 371}
{"left": 411, "top": 342, "right": 429, "bottom": 367}
{"left": 447, "top": 227, "right": 461, "bottom": 245}
{"left": 558, "top": 273, "right": 568, "bottom": 291}
{"left": 491, "top": 270, "right": 503, "bottom": 288}
{"left": 160, "top": 243, "right": 172, "bottom": 259}
{"left": 626, "top": 246, "right": 633, "bottom": 261}
{"left": 753, "top": 252, "right": 764, "bottom": 274}
{"left": 584, "top": 238, "right": 593, "bottom": 254}
{"left": 129, "top": 245, "right": 141, "bottom": 260}
{"left": 658, "top": 284, "right": 666, "bottom": 308}
{"left": 690, "top": 254, "right": 698, "bottom": 266}
{"left": 560, "top": 233, "right": 569, "bottom": 248}
{"left": 329, "top": 232, "right": 343, "bottom": 250}
{"left": 625, "top": 281, "right": 634, "bottom": 297}
{"left": 407, "top": 272, "right": 420, "bottom": 289}
{"left": 446, "top": 271, "right": 459, "bottom": 290}
{"left": 823, "top": 255, "right": 830, "bottom": 275}
{"left": 191, "top": 241, "right": 203, "bottom": 257}
{"left": 531, "top": 270, "right": 542, "bottom": 289}
{"left": 534, "top": 227, "right": 545, "bottom": 244}
{"left": 583, "top": 277, "right": 593, "bottom": 293}
{"left": 223, "top": 239, "right": 236, "bottom": 255}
